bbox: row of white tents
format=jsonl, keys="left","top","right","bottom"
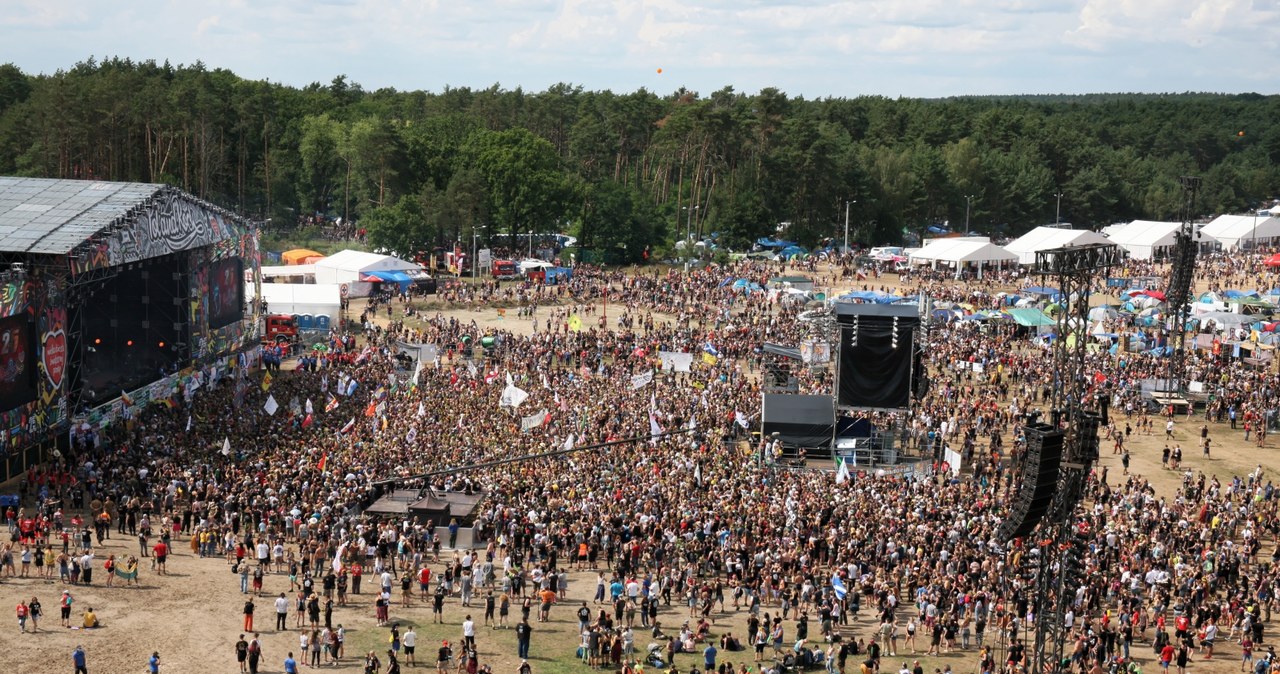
{"left": 907, "top": 214, "right": 1280, "bottom": 277}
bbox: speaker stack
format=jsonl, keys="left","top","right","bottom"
{"left": 997, "top": 422, "right": 1065, "bottom": 541}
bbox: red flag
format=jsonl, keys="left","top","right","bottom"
{"left": 450, "top": 372, "right": 459, "bottom": 387}
{"left": 317, "top": 453, "right": 328, "bottom": 472}
{"left": 340, "top": 418, "right": 356, "bottom": 434}
{"left": 302, "top": 413, "right": 314, "bottom": 429}
{"left": 364, "top": 403, "right": 376, "bottom": 418}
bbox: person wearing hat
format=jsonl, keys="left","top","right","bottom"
{"left": 436, "top": 640, "right": 453, "bottom": 674}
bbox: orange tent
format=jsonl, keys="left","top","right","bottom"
{"left": 282, "top": 249, "right": 323, "bottom": 265}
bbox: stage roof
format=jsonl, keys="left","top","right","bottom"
{"left": 0, "top": 177, "right": 163, "bottom": 254}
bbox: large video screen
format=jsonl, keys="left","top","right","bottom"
{"left": 208, "top": 257, "right": 244, "bottom": 329}
{"left": 0, "top": 315, "right": 36, "bottom": 412}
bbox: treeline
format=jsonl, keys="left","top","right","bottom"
{"left": 1, "top": 57, "right": 1278, "bottom": 261}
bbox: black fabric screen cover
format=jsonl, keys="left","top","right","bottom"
{"left": 762, "top": 393, "right": 835, "bottom": 448}
{"left": 838, "top": 323, "right": 912, "bottom": 409}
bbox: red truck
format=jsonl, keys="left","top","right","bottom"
{"left": 492, "top": 259, "right": 518, "bottom": 280}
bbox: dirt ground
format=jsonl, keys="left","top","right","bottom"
{"left": 3, "top": 263, "right": 1266, "bottom": 674}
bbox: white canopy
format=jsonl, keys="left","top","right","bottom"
{"left": 909, "top": 239, "right": 1017, "bottom": 264}
{"left": 262, "top": 263, "right": 316, "bottom": 279}
{"left": 255, "top": 283, "right": 342, "bottom": 320}
{"left": 1003, "top": 227, "right": 1114, "bottom": 265}
{"left": 1103, "top": 220, "right": 1184, "bottom": 260}
{"left": 313, "top": 250, "right": 422, "bottom": 285}
{"left": 1199, "top": 214, "right": 1280, "bottom": 249}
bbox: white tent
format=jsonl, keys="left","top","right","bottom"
{"left": 261, "top": 264, "right": 317, "bottom": 281}
{"left": 908, "top": 239, "right": 1017, "bottom": 278}
{"left": 1199, "top": 214, "right": 1280, "bottom": 250}
{"left": 255, "top": 283, "right": 342, "bottom": 321}
{"left": 1103, "top": 220, "right": 1185, "bottom": 260}
{"left": 313, "top": 250, "right": 423, "bottom": 285}
{"left": 1003, "top": 227, "right": 1114, "bottom": 266}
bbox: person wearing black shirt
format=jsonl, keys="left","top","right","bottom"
{"left": 235, "top": 635, "right": 249, "bottom": 673}
{"left": 516, "top": 618, "right": 533, "bottom": 659}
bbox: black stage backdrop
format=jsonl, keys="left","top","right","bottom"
{"left": 838, "top": 320, "right": 913, "bottom": 409}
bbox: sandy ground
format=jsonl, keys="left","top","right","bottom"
{"left": 3, "top": 264, "right": 1268, "bottom": 674}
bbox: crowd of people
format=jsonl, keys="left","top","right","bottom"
{"left": 4, "top": 252, "right": 1280, "bottom": 674}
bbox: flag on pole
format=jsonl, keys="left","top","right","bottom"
{"left": 417, "top": 401, "right": 426, "bottom": 417}
{"left": 339, "top": 417, "right": 356, "bottom": 434}
{"left": 185, "top": 415, "right": 192, "bottom": 432}
{"left": 301, "top": 413, "right": 314, "bottom": 429}
{"left": 562, "top": 433, "right": 575, "bottom": 452}
{"left": 305, "top": 398, "right": 314, "bottom": 415}
{"left": 412, "top": 357, "right": 424, "bottom": 386}
{"left": 835, "top": 456, "right": 851, "bottom": 485}
{"left": 649, "top": 394, "right": 663, "bottom": 444}
{"left": 406, "top": 427, "right": 418, "bottom": 444}
{"left": 325, "top": 394, "right": 339, "bottom": 413}
{"left": 694, "top": 462, "right": 703, "bottom": 488}
{"left": 630, "top": 370, "right": 654, "bottom": 390}
{"left": 317, "top": 453, "right": 328, "bottom": 472}
{"left": 735, "top": 410, "right": 751, "bottom": 429}
{"left": 831, "top": 573, "right": 848, "bottom": 600}
{"left": 263, "top": 395, "right": 279, "bottom": 416}
{"left": 221, "top": 437, "right": 231, "bottom": 456}
{"left": 568, "top": 315, "right": 583, "bottom": 332}
{"left": 702, "top": 352, "right": 718, "bottom": 366}
{"left": 261, "top": 371, "right": 273, "bottom": 392}
{"left": 345, "top": 378, "right": 358, "bottom": 397}
{"left": 120, "top": 390, "right": 134, "bottom": 407}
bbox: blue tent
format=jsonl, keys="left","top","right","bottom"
{"left": 779, "top": 245, "right": 808, "bottom": 258}
{"left": 365, "top": 270, "right": 414, "bottom": 291}
{"left": 755, "top": 237, "right": 797, "bottom": 249}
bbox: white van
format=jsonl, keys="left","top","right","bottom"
{"left": 868, "top": 246, "right": 904, "bottom": 261}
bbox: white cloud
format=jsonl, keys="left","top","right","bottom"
{"left": 2, "top": 0, "right": 1278, "bottom": 97}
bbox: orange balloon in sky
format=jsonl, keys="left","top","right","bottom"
{"left": 656, "top": 68, "right": 663, "bottom": 74}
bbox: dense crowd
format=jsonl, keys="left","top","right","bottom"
{"left": 4, "top": 253, "right": 1280, "bottom": 674}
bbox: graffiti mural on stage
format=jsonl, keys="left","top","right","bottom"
{"left": 70, "top": 188, "right": 237, "bottom": 275}
{"left": 0, "top": 276, "right": 68, "bottom": 453}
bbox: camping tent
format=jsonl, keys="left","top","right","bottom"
{"left": 908, "top": 239, "right": 1017, "bottom": 278}
{"left": 1199, "top": 214, "right": 1280, "bottom": 250}
{"left": 313, "top": 249, "right": 423, "bottom": 285}
{"left": 1103, "top": 220, "right": 1207, "bottom": 260}
{"left": 257, "top": 283, "right": 342, "bottom": 323}
{"left": 282, "top": 249, "right": 324, "bottom": 265}
{"left": 1003, "top": 227, "right": 1114, "bottom": 266}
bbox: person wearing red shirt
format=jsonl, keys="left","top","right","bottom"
{"left": 1160, "top": 643, "right": 1175, "bottom": 672}
{"left": 153, "top": 541, "right": 169, "bottom": 575}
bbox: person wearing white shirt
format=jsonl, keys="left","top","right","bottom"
{"left": 462, "top": 615, "right": 476, "bottom": 651}
{"left": 403, "top": 627, "right": 417, "bottom": 666}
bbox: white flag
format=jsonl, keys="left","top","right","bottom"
{"left": 694, "top": 462, "right": 703, "bottom": 487}
{"left": 467, "top": 360, "right": 478, "bottom": 378}
{"left": 835, "top": 456, "right": 851, "bottom": 484}
{"left": 562, "top": 433, "right": 576, "bottom": 452}
{"left": 305, "top": 398, "right": 314, "bottom": 415}
{"left": 735, "top": 410, "right": 751, "bottom": 429}
{"left": 221, "top": 437, "right": 231, "bottom": 456}
{"left": 412, "top": 357, "right": 424, "bottom": 386}
{"left": 631, "top": 370, "right": 654, "bottom": 390}
{"left": 649, "top": 394, "right": 663, "bottom": 444}
{"left": 500, "top": 384, "right": 529, "bottom": 409}
{"left": 406, "top": 427, "right": 418, "bottom": 444}
{"left": 185, "top": 415, "right": 192, "bottom": 432}
{"left": 417, "top": 402, "right": 426, "bottom": 417}
{"left": 264, "top": 395, "right": 279, "bottom": 416}
{"left": 521, "top": 409, "right": 548, "bottom": 432}
{"left": 332, "top": 542, "right": 347, "bottom": 573}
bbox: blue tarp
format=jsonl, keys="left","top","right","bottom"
{"left": 365, "top": 270, "right": 414, "bottom": 291}
{"left": 755, "top": 237, "right": 797, "bottom": 249}
{"left": 1021, "top": 286, "right": 1062, "bottom": 299}
{"left": 835, "top": 291, "right": 902, "bottom": 304}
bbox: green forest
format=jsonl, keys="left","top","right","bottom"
{"left": 1, "top": 58, "right": 1278, "bottom": 261}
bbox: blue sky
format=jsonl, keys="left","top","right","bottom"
{"left": 4, "top": 0, "right": 1278, "bottom": 97}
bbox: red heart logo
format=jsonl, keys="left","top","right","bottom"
{"left": 42, "top": 329, "right": 66, "bottom": 390}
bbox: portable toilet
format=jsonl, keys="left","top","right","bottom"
{"left": 297, "top": 314, "right": 315, "bottom": 330}
{"left": 315, "top": 315, "right": 331, "bottom": 331}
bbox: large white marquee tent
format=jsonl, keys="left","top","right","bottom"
{"left": 1199, "top": 214, "right": 1280, "bottom": 250}
{"left": 313, "top": 250, "right": 423, "bottom": 285}
{"left": 908, "top": 239, "right": 1018, "bottom": 278}
{"left": 1102, "top": 220, "right": 1190, "bottom": 260}
{"left": 1003, "top": 227, "right": 1114, "bottom": 266}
